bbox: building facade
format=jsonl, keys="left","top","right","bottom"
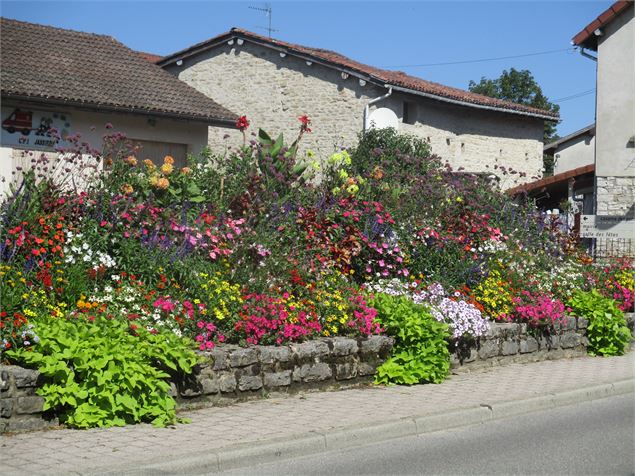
{"left": 158, "top": 29, "right": 558, "bottom": 189}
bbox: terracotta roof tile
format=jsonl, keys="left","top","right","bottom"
{"left": 137, "top": 51, "right": 163, "bottom": 63}
{"left": 507, "top": 164, "right": 595, "bottom": 196}
{"left": 0, "top": 18, "right": 237, "bottom": 125}
{"left": 572, "top": 1, "right": 633, "bottom": 50}
{"left": 159, "top": 28, "right": 559, "bottom": 120}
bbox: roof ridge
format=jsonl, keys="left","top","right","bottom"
{"left": 0, "top": 16, "right": 116, "bottom": 41}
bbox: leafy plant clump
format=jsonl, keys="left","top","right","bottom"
{"left": 568, "top": 289, "right": 632, "bottom": 356}
{"left": 372, "top": 293, "right": 450, "bottom": 385}
{"left": 7, "top": 316, "right": 198, "bottom": 428}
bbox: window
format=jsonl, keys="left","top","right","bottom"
{"left": 403, "top": 101, "right": 417, "bottom": 125}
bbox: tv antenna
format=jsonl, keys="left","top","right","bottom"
{"left": 249, "top": 3, "right": 278, "bottom": 38}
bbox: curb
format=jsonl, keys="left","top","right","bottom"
{"left": 93, "top": 379, "right": 634, "bottom": 475}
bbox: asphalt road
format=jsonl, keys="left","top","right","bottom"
{"left": 221, "top": 394, "right": 635, "bottom": 476}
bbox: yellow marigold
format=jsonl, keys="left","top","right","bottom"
{"left": 124, "top": 155, "right": 137, "bottom": 166}
{"left": 155, "top": 177, "right": 170, "bottom": 190}
{"left": 163, "top": 155, "right": 175, "bottom": 165}
{"left": 121, "top": 183, "right": 134, "bottom": 195}
{"left": 148, "top": 174, "right": 159, "bottom": 187}
{"left": 160, "top": 163, "right": 174, "bottom": 175}
{"left": 143, "top": 159, "right": 156, "bottom": 170}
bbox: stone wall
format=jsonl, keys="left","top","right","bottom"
{"left": 0, "top": 366, "right": 56, "bottom": 433}
{"left": 3, "top": 316, "right": 633, "bottom": 433}
{"left": 166, "top": 40, "right": 544, "bottom": 189}
{"left": 595, "top": 176, "right": 635, "bottom": 217}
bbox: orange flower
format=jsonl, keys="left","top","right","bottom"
{"left": 181, "top": 167, "right": 192, "bottom": 175}
{"left": 163, "top": 155, "right": 175, "bottom": 165}
{"left": 124, "top": 155, "right": 137, "bottom": 166}
{"left": 121, "top": 183, "right": 134, "bottom": 195}
{"left": 156, "top": 177, "right": 170, "bottom": 190}
{"left": 160, "top": 163, "right": 174, "bottom": 175}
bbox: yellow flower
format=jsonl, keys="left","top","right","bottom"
{"left": 143, "top": 159, "right": 156, "bottom": 170}
{"left": 160, "top": 163, "right": 174, "bottom": 175}
{"left": 121, "top": 183, "right": 134, "bottom": 195}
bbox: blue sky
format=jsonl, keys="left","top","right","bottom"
{"left": 1, "top": 1, "right": 611, "bottom": 138}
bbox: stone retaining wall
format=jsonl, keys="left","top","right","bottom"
{"left": 2, "top": 315, "right": 633, "bottom": 433}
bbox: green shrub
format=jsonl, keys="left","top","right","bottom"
{"left": 372, "top": 293, "right": 450, "bottom": 385}
{"left": 7, "top": 316, "right": 198, "bottom": 428}
{"left": 568, "top": 289, "right": 631, "bottom": 356}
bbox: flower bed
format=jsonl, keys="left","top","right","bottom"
{"left": 1, "top": 120, "right": 633, "bottom": 429}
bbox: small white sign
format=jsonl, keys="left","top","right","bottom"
{"left": 1, "top": 107, "right": 72, "bottom": 151}
{"left": 580, "top": 214, "right": 635, "bottom": 239}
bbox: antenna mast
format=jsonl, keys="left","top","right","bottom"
{"left": 249, "top": 3, "right": 277, "bottom": 38}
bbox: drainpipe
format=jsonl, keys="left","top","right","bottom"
{"left": 363, "top": 86, "right": 393, "bottom": 131}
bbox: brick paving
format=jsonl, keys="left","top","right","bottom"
{"left": 1, "top": 353, "right": 634, "bottom": 475}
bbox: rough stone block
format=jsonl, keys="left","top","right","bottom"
{"left": 208, "top": 348, "right": 229, "bottom": 370}
{"left": 485, "top": 325, "right": 502, "bottom": 338}
{"left": 540, "top": 335, "right": 559, "bottom": 350}
{"left": 0, "top": 398, "right": 13, "bottom": 417}
{"left": 201, "top": 378, "right": 220, "bottom": 395}
{"left": 219, "top": 373, "right": 237, "bottom": 393}
{"left": 229, "top": 348, "right": 259, "bottom": 368}
{"left": 576, "top": 317, "right": 589, "bottom": 330}
{"left": 0, "top": 370, "right": 9, "bottom": 391}
{"left": 259, "top": 346, "right": 291, "bottom": 364}
{"left": 501, "top": 340, "right": 519, "bottom": 356}
{"left": 520, "top": 337, "right": 539, "bottom": 354}
{"left": 11, "top": 367, "right": 39, "bottom": 388}
{"left": 560, "top": 333, "right": 581, "bottom": 349}
{"left": 263, "top": 370, "right": 292, "bottom": 388}
{"left": 478, "top": 339, "right": 499, "bottom": 359}
{"left": 292, "top": 341, "right": 330, "bottom": 361}
{"left": 357, "top": 361, "right": 378, "bottom": 376}
{"left": 16, "top": 396, "right": 44, "bottom": 414}
{"left": 359, "top": 336, "right": 393, "bottom": 356}
{"left": 330, "top": 337, "right": 358, "bottom": 356}
{"left": 293, "top": 363, "right": 332, "bottom": 383}
{"left": 238, "top": 375, "right": 263, "bottom": 392}
{"left": 335, "top": 362, "right": 358, "bottom": 380}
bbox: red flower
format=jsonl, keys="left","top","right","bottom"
{"left": 298, "top": 115, "right": 312, "bottom": 133}
{"left": 236, "top": 115, "right": 250, "bottom": 132}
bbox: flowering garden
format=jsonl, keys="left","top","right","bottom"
{"left": 1, "top": 117, "right": 633, "bottom": 427}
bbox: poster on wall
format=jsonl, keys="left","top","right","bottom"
{"left": 1, "top": 107, "right": 72, "bottom": 151}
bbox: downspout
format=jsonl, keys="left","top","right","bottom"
{"left": 363, "top": 87, "right": 393, "bottom": 131}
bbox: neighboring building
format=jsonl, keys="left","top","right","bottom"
{"left": 155, "top": 29, "right": 559, "bottom": 188}
{"left": 0, "top": 18, "right": 237, "bottom": 193}
{"left": 573, "top": 1, "right": 634, "bottom": 218}
{"left": 544, "top": 124, "right": 595, "bottom": 175}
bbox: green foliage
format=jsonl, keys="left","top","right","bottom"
{"left": 372, "top": 293, "right": 450, "bottom": 385}
{"left": 7, "top": 316, "right": 198, "bottom": 428}
{"left": 468, "top": 68, "right": 560, "bottom": 142}
{"left": 568, "top": 289, "right": 631, "bottom": 356}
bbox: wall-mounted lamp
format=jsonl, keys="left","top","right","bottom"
{"left": 359, "top": 79, "right": 366, "bottom": 86}
{"left": 593, "top": 28, "right": 603, "bottom": 36}
{"left": 306, "top": 60, "right": 313, "bottom": 66}
{"left": 176, "top": 59, "right": 183, "bottom": 66}
{"left": 341, "top": 72, "right": 349, "bottom": 80}
{"left": 227, "top": 39, "right": 234, "bottom": 45}
{"left": 237, "top": 38, "right": 244, "bottom": 45}
{"left": 280, "top": 52, "right": 287, "bottom": 58}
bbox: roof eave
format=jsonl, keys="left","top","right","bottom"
{"left": 1, "top": 93, "right": 237, "bottom": 128}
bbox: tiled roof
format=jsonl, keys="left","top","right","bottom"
{"left": 572, "top": 1, "right": 633, "bottom": 50}
{"left": 137, "top": 51, "right": 164, "bottom": 63}
{"left": 0, "top": 18, "right": 237, "bottom": 125}
{"left": 159, "top": 28, "right": 559, "bottom": 121}
{"left": 506, "top": 164, "right": 595, "bottom": 196}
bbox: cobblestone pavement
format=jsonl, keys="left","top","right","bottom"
{"left": 2, "top": 353, "right": 634, "bottom": 475}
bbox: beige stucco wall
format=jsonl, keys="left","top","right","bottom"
{"left": 595, "top": 6, "right": 634, "bottom": 179}
{"left": 552, "top": 134, "right": 595, "bottom": 175}
{"left": 166, "top": 40, "right": 544, "bottom": 189}
{"left": 0, "top": 103, "right": 211, "bottom": 195}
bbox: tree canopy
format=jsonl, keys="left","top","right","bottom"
{"left": 469, "top": 68, "right": 560, "bottom": 143}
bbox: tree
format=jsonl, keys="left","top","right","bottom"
{"left": 469, "top": 68, "right": 559, "bottom": 143}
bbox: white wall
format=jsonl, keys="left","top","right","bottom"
{"left": 553, "top": 134, "right": 595, "bottom": 175}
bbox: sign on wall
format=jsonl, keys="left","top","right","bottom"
{"left": 1, "top": 107, "right": 72, "bottom": 151}
{"left": 580, "top": 214, "right": 635, "bottom": 239}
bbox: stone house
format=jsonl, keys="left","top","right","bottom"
{"left": 0, "top": 18, "right": 237, "bottom": 194}
{"left": 156, "top": 29, "right": 559, "bottom": 189}
{"left": 573, "top": 1, "right": 634, "bottom": 218}
{"left": 545, "top": 124, "right": 595, "bottom": 176}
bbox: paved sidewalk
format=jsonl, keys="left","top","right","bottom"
{"left": 2, "top": 353, "right": 634, "bottom": 475}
